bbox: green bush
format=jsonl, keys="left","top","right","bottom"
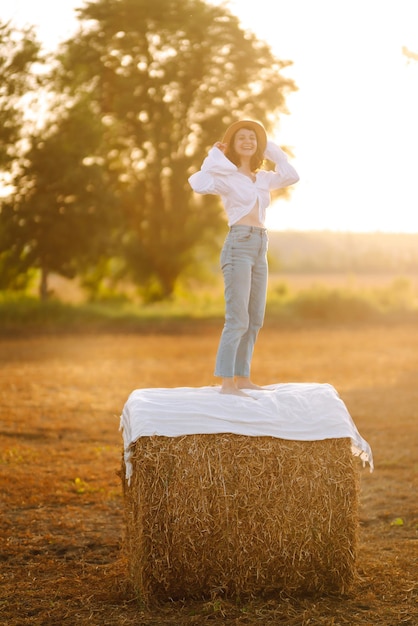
{"left": 287, "top": 287, "right": 376, "bottom": 322}
{"left": 1, "top": 275, "right": 417, "bottom": 334}
{"left": 371, "top": 277, "right": 417, "bottom": 312}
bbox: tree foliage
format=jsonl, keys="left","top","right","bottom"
{"left": 54, "top": 0, "right": 296, "bottom": 299}
{"left": 0, "top": 21, "right": 42, "bottom": 292}
{"left": 1, "top": 1, "right": 297, "bottom": 301}
{"left": 0, "top": 21, "right": 40, "bottom": 173}
{"left": 1, "top": 98, "right": 117, "bottom": 299}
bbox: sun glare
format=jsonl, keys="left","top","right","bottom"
{"left": 2, "top": 0, "right": 418, "bottom": 232}
{"left": 228, "top": 0, "right": 418, "bottom": 233}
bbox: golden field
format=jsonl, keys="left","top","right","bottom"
{"left": 1, "top": 317, "right": 417, "bottom": 625}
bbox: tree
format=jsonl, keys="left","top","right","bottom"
{"left": 55, "top": 0, "right": 296, "bottom": 300}
{"left": 1, "top": 98, "right": 117, "bottom": 300}
{"left": 0, "top": 21, "right": 43, "bottom": 291}
{"left": 0, "top": 21, "right": 40, "bottom": 174}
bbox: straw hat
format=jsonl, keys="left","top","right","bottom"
{"left": 222, "top": 120, "right": 267, "bottom": 153}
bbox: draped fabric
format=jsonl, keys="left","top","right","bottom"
{"left": 120, "top": 383, "right": 373, "bottom": 483}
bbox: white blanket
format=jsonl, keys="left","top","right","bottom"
{"left": 120, "top": 383, "right": 373, "bottom": 482}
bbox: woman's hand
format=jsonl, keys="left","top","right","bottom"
{"left": 214, "top": 141, "right": 227, "bottom": 153}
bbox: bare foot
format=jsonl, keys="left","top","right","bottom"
{"left": 220, "top": 386, "right": 253, "bottom": 398}
{"left": 235, "top": 378, "right": 268, "bottom": 391}
{"left": 237, "top": 382, "right": 265, "bottom": 390}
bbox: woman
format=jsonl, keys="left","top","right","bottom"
{"left": 189, "top": 120, "right": 299, "bottom": 396}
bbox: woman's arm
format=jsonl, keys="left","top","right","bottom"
{"left": 188, "top": 146, "right": 236, "bottom": 194}
{"left": 263, "top": 140, "right": 300, "bottom": 189}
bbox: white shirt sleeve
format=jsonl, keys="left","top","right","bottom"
{"left": 262, "top": 140, "right": 300, "bottom": 189}
{"left": 188, "top": 147, "right": 236, "bottom": 195}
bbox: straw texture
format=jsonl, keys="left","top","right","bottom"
{"left": 122, "top": 434, "right": 359, "bottom": 603}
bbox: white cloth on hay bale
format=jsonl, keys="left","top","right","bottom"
{"left": 120, "top": 382, "right": 373, "bottom": 483}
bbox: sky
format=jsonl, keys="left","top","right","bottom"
{"left": 2, "top": 0, "right": 418, "bottom": 233}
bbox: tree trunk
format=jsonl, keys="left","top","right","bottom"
{"left": 39, "top": 267, "right": 49, "bottom": 301}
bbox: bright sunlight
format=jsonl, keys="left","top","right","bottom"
{"left": 3, "top": 0, "right": 418, "bottom": 232}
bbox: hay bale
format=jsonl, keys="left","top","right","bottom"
{"left": 122, "top": 434, "right": 359, "bottom": 603}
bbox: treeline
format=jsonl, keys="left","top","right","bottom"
{"left": 268, "top": 231, "right": 418, "bottom": 273}
{"left": 0, "top": 0, "right": 296, "bottom": 302}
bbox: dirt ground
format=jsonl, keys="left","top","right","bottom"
{"left": 1, "top": 321, "right": 417, "bottom": 625}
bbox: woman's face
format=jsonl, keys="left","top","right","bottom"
{"left": 233, "top": 128, "right": 258, "bottom": 158}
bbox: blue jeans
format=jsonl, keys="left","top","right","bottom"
{"left": 214, "top": 225, "right": 268, "bottom": 378}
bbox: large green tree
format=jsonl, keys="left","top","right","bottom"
{"left": 0, "top": 21, "right": 40, "bottom": 173}
{"left": 1, "top": 98, "right": 117, "bottom": 300}
{"left": 56, "top": 0, "right": 296, "bottom": 299}
{"left": 0, "top": 22, "right": 42, "bottom": 290}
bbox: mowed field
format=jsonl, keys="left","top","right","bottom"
{"left": 1, "top": 319, "right": 417, "bottom": 625}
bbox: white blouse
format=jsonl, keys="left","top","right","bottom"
{"left": 188, "top": 140, "right": 299, "bottom": 226}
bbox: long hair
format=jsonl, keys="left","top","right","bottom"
{"left": 224, "top": 126, "right": 265, "bottom": 172}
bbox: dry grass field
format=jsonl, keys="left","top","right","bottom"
{"left": 1, "top": 319, "right": 417, "bottom": 625}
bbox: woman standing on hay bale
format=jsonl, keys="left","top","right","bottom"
{"left": 189, "top": 120, "right": 299, "bottom": 397}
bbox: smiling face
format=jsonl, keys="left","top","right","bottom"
{"left": 225, "top": 125, "right": 264, "bottom": 171}
{"left": 233, "top": 128, "right": 258, "bottom": 159}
